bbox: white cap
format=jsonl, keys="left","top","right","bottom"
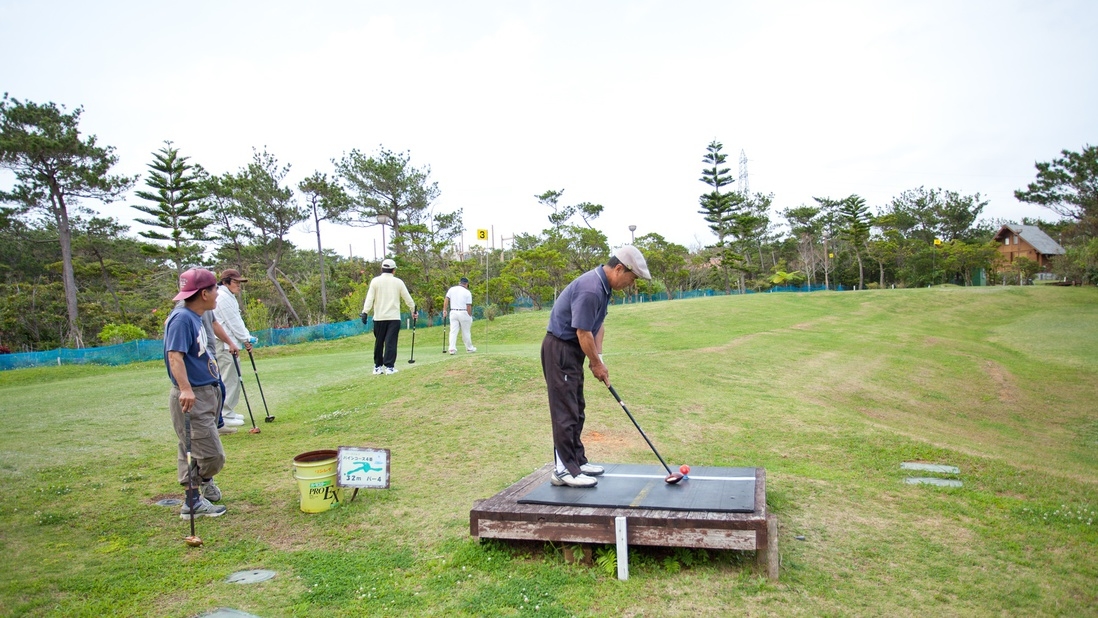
{"left": 381, "top": 259, "right": 396, "bottom": 269}
{"left": 614, "top": 246, "right": 651, "bottom": 280}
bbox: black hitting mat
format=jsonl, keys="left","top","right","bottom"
{"left": 517, "top": 463, "right": 756, "bottom": 513}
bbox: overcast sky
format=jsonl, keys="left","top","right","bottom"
{"left": 3, "top": 0, "right": 1096, "bottom": 258}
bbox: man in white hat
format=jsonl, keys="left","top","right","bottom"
{"left": 443, "top": 276, "right": 476, "bottom": 354}
{"left": 541, "top": 246, "right": 651, "bottom": 488}
{"left": 361, "top": 258, "right": 417, "bottom": 374}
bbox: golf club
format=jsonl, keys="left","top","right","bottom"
{"left": 442, "top": 312, "right": 448, "bottom": 353}
{"left": 182, "top": 410, "right": 203, "bottom": 547}
{"left": 231, "top": 353, "right": 260, "bottom": 434}
{"left": 246, "top": 348, "right": 274, "bottom": 423}
{"left": 607, "top": 384, "right": 684, "bottom": 484}
{"left": 408, "top": 316, "right": 417, "bottom": 364}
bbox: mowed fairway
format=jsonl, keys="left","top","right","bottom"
{"left": 1, "top": 286, "right": 1096, "bottom": 617}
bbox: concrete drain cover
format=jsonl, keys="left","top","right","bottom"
{"left": 155, "top": 498, "right": 183, "bottom": 506}
{"left": 904, "top": 477, "right": 962, "bottom": 488}
{"left": 901, "top": 462, "right": 960, "bottom": 474}
{"left": 226, "top": 569, "right": 277, "bottom": 584}
{"left": 198, "top": 610, "right": 263, "bottom": 618}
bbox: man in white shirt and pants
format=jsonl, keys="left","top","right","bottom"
{"left": 443, "top": 277, "right": 476, "bottom": 354}
{"left": 214, "top": 269, "right": 253, "bottom": 424}
{"left": 361, "top": 259, "right": 417, "bottom": 374}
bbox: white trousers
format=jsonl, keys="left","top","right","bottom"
{"left": 215, "top": 346, "right": 242, "bottom": 415}
{"left": 449, "top": 310, "right": 474, "bottom": 351}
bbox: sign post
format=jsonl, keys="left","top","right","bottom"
{"left": 336, "top": 446, "right": 391, "bottom": 502}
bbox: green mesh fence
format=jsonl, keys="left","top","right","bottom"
{"left": 0, "top": 284, "right": 839, "bottom": 370}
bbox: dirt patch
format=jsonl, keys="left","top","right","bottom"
{"left": 984, "top": 360, "right": 1021, "bottom": 405}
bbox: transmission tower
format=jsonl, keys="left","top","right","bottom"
{"left": 738, "top": 149, "right": 749, "bottom": 196}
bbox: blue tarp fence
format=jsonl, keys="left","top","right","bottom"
{"left": 0, "top": 283, "right": 843, "bottom": 371}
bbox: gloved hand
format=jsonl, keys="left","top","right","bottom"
{"left": 360, "top": 312, "right": 369, "bottom": 325}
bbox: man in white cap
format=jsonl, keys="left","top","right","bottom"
{"left": 214, "top": 268, "right": 252, "bottom": 428}
{"left": 541, "top": 246, "right": 651, "bottom": 488}
{"left": 361, "top": 258, "right": 417, "bottom": 374}
{"left": 443, "top": 276, "right": 476, "bottom": 354}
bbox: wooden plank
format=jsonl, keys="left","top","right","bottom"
{"left": 476, "top": 518, "right": 758, "bottom": 550}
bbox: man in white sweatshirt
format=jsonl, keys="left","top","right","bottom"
{"left": 361, "top": 259, "right": 417, "bottom": 375}
{"left": 214, "top": 269, "right": 253, "bottom": 423}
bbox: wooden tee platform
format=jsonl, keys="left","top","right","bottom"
{"left": 470, "top": 464, "right": 778, "bottom": 580}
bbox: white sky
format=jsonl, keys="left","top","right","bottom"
{"left": 3, "top": 0, "right": 1096, "bottom": 258}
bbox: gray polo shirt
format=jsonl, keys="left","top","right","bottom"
{"left": 546, "top": 266, "right": 611, "bottom": 341}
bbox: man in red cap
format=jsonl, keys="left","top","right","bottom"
{"left": 164, "top": 268, "right": 228, "bottom": 519}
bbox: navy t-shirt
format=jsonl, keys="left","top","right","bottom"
{"left": 163, "top": 306, "right": 220, "bottom": 387}
{"left": 546, "top": 266, "right": 611, "bottom": 341}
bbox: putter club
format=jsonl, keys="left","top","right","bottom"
{"left": 246, "top": 348, "right": 274, "bottom": 423}
{"left": 182, "top": 410, "right": 203, "bottom": 547}
{"left": 408, "top": 317, "right": 416, "bottom": 364}
{"left": 231, "top": 353, "right": 260, "bottom": 434}
{"left": 442, "top": 313, "right": 448, "bottom": 353}
{"left": 607, "top": 384, "right": 684, "bottom": 484}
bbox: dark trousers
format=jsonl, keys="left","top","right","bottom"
{"left": 541, "top": 333, "right": 589, "bottom": 476}
{"left": 373, "top": 320, "right": 401, "bottom": 368}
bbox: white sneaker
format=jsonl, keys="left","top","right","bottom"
{"left": 580, "top": 463, "right": 604, "bottom": 476}
{"left": 222, "top": 417, "right": 244, "bottom": 427}
{"left": 466, "top": 347, "right": 477, "bottom": 353}
{"left": 550, "top": 471, "right": 598, "bottom": 488}
{"left": 384, "top": 367, "right": 398, "bottom": 375}
{"left": 449, "top": 349, "right": 456, "bottom": 355}
{"left": 373, "top": 366, "right": 383, "bottom": 375}
{"left": 223, "top": 411, "right": 243, "bottom": 421}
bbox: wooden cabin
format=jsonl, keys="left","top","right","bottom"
{"left": 993, "top": 224, "right": 1065, "bottom": 269}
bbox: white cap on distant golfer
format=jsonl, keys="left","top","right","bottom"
{"left": 381, "top": 259, "right": 396, "bottom": 270}
{"left": 614, "top": 246, "right": 651, "bottom": 280}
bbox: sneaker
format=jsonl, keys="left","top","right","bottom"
{"left": 222, "top": 416, "right": 244, "bottom": 427}
{"left": 580, "top": 463, "right": 604, "bottom": 476}
{"left": 373, "top": 366, "right": 384, "bottom": 375}
{"left": 223, "top": 411, "right": 243, "bottom": 421}
{"left": 550, "top": 471, "right": 598, "bottom": 488}
{"left": 449, "top": 349, "right": 456, "bottom": 355}
{"left": 384, "top": 366, "right": 398, "bottom": 375}
{"left": 201, "top": 478, "right": 222, "bottom": 502}
{"left": 218, "top": 425, "right": 238, "bottom": 435}
{"left": 180, "top": 495, "right": 227, "bottom": 519}
{"left": 466, "top": 347, "right": 477, "bottom": 353}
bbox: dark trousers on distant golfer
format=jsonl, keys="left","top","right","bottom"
{"left": 541, "top": 333, "right": 589, "bottom": 477}
{"left": 169, "top": 384, "right": 226, "bottom": 485}
{"left": 373, "top": 319, "right": 401, "bottom": 368}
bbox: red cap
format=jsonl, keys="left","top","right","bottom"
{"left": 173, "top": 268, "right": 217, "bottom": 301}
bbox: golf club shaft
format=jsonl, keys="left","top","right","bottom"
{"left": 232, "top": 353, "right": 257, "bottom": 429}
{"left": 607, "top": 385, "right": 674, "bottom": 476}
{"left": 246, "top": 348, "right": 272, "bottom": 420}
{"left": 183, "top": 410, "right": 197, "bottom": 538}
{"left": 442, "top": 313, "right": 447, "bottom": 352}
{"left": 408, "top": 317, "right": 416, "bottom": 363}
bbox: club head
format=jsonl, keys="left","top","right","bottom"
{"left": 264, "top": 416, "right": 275, "bottom": 423}
{"left": 249, "top": 427, "right": 261, "bottom": 434}
{"left": 408, "top": 359, "right": 416, "bottom": 364}
{"left": 184, "top": 535, "right": 204, "bottom": 547}
{"left": 664, "top": 473, "right": 685, "bottom": 485}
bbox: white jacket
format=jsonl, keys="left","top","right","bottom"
{"left": 215, "top": 285, "right": 252, "bottom": 348}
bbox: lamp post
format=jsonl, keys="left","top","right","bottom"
{"left": 628, "top": 225, "right": 637, "bottom": 244}
{"left": 376, "top": 214, "right": 393, "bottom": 258}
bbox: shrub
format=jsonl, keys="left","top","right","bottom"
{"left": 97, "top": 323, "right": 148, "bottom": 345}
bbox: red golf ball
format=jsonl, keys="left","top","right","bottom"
{"left": 679, "top": 464, "right": 691, "bottom": 475}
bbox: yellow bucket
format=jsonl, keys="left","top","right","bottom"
{"left": 292, "top": 449, "right": 341, "bottom": 513}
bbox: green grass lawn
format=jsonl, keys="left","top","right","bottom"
{"left": 1, "top": 286, "right": 1096, "bottom": 617}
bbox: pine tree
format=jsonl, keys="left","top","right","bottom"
{"left": 131, "top": 141, "right": 211, "bottom": 273}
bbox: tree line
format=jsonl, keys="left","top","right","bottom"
{"left": 2, "top": 94, "right": 1095, "bottom": 352}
